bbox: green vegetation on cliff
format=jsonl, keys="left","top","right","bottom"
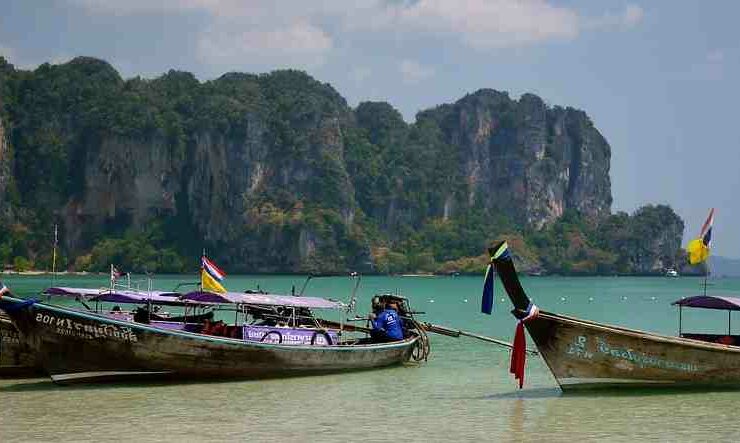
{"left": 0, "top": 56, "right": 685, "bottom": 275}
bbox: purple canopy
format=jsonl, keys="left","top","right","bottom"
{"left": 672, "top": 295, "right": 740, "bottom": 311}
{"left": 44, "top": 287, "right": 185, "bottom": 306}
{"left": 182, "top": 291, "right": 346, "bottom": 310}
{"left": 45, "top": 287, "right": 347, "bottom": 309}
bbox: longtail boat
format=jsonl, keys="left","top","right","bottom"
{"left": 0, "top": 310, "right": 43, "bottom": 376}
{"left": 490, "top": 240, "right": 740, "bottom": 391}
{"left": 0, "top": 281, "right": 181, "bottom": 377}
{"left": 0, "top": 286, "right": 426, "bottom": 384}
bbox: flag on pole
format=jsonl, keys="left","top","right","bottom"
{"left": 688, "top": 209, "right": 715, "bottom": 265}
{"left": 700, "top": 208, "right": 714, "bottom": 247}
{"left": 201, "top": 255, "right": 227, "bottom": 293}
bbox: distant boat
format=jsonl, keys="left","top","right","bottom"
{"left": 490, "top": 240, "right": 740, "bottom": 391}
{"left": 666, "top": 268, "right": 679, "bottom": 277}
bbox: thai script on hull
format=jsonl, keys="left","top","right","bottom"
{"left": 566, "top": 334, "right": 699, "bottom": 372}
{"left": 35, "top": 313, "right": 138, "bottom": 343}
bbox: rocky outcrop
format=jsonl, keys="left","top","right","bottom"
{"left": 63, "top": 134, "right": 182, "bottom": 252}
{"left": 597, "top": 205, "right": 685, "bottom": 274}
{"left": 46, "top": 66, "right": 362, "bottom": 271}
{"left": 627, "top": 205, "right": 685, "bottom": 274}
{"left": 415, "top": 90, "right": 612, "bottom": 229}
{"left": 0, "top": 56, "right": 639, "bottom": 273}
{"left": 0, "top": 116, "right": 10, "bottom": 220}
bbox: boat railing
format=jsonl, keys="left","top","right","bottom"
{"left": 107, "top": 274, "right": 154, "bottom": 296}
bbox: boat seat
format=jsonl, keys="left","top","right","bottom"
{"left": 681, "top": 333, "right": 740, "bottom": 346}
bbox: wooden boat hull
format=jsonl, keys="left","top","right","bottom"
{"left": 489, "top": 240, "right": 740, "bottom": 391}
{"left": 528, "top": 311, "right": 740, "bottom": 391}
{"left": 0, "top": 296, "right": 418, "bottom": 384}
{"left": 0, "top": 310, "right": 43, "bottom": 376}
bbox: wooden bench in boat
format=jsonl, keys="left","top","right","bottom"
{"left": 681, "top": 333, "right": 740, "bottom": 346}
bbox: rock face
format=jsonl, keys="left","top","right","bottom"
{"left": 63, "top": 134, "right": 182, "bottom": 252}
{"left": 417, "top": 90, "right": 612, "bottom": 229}
{"left": 0, "top": 115, "right": 10, "bottom": 219}
{"left": 0, "top": 56, "right": 627, "bottom": 272}
{"left": 596, "top": 205, "right": 685, "bottom": 275}
{"left": 45, "top": 65, "right": 360, "bottom": 271}
{"left": 627, "top": 205, "right": 685, "bottom": 274}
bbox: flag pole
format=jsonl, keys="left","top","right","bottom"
{"left": 703, "top": 258, "right": 710, "bottom": 297}
{"left": 51, "top": 223, "right": 58, "bottom": 287}
{"left": 199, "top": 248, "right": 205, "bottom": 292}
{"left": 700, "top": 208, "right": 714, "bottom": 297}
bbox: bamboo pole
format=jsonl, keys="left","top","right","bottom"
{"left": 422, "top": 322, "right": 538, "bottom": 355}
{"left": 326, "top": 318, "right": 538, "bottom": 355}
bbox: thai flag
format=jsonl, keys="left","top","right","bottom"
{"left": 201, "top": 256, "right": 226, "bottom": 282}
{"left": 700, "top": 208, "right": 714, "bottom": 247}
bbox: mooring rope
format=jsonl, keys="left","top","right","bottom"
{"left": 410, "top": 318, "right": 431, "bottom": 362}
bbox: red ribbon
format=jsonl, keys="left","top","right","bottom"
{"left": 510, "top": 321, "right": 527, "bottom": 389}
{"left": 510, "top": 304, "right": 538, "bottom": 389}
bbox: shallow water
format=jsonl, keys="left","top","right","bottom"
{"left": 1, "top": 274, "right": 739, "bottom": 442}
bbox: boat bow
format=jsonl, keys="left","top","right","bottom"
{"left": 488, "top": 240, "right": 740, "bottom": 391}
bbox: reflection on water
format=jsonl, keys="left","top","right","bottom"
{"left": 2, "top": 275, "right": 740, "bottom": 441}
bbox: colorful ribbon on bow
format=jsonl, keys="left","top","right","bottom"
{"left": 510, "top": 303, "right": 539, "bottom": 389}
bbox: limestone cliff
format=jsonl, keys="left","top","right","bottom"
{"left": 623, "top": 205, "right": 685, "bottom": 274}
{"left": 0, "top": 56, "right": 677, "bottom": 274}
{"left": 63, "top": 134, "right": 183, "bottom": 252}
{"left": 414, "top": 90, "right": 612, "bottom": 228}
{"left": 45, "top": 65, "right": 362, "bottom": 271}
{"left": 0, "top": 116, "right": 10, "bottom": 220}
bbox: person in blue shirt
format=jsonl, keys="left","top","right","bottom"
{"left": 370, "top": 300, "right": 404, "bottom": 342}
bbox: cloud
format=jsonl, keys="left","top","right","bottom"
{"left": 623, "top": 4, "right": 645, "bottom": 27}
{"left": 706, "top": 49, "right": 724, "bottom": 64}
{"left": 0, "top": 45, "right": 17, "bottom": 62}
{"left": 350, "top": 66, "right": 372, "bottom": 85}
{"left": 344, "top": 1, "right": 643, "bottom": 49}
{"left": 701, "top": 49, "right": 725, "bottom": 81}
{"left": 586, "top": 4, "right": 645, "bottom": 30}
{"left": 69, "top": 0, "right": 645, "bottom": 63}
{"left": 197, "top": 21, "right": 333, "bottom": 70}
{"left": 0, "top": 44, "right": 72, "bottom": 70}
{"left": 384, "top": 0, "right": 580, "bottom": 49}
{"left": 399, "top": 60, "right": 435, "bottom": 84}
{"left": 67, "top": 0, "right": 220, "bottom": 15}
{"left": 67, "top": 0, "right": 340, "bottom": 18}
{"left": 69, "top": 1, "right": 336, "bottom": 71}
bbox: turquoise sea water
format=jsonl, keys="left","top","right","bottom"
{"left": 2, "top": 274, "right": 740, "bottom": 442}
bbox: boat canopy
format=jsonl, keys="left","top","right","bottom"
{"left": 182, "top": 291, "right": 346, "bottom": 310}
{"left": 44, "top": 287, "right": 185, "bottom": 306}
{"left": 44, "top": 287, "right": 346, "bottom": 310}
{"left": 672, "top": 295, "right": 740, "bottom": 311}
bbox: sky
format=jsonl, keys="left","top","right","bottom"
{"left": 1, "top": 1, "right": 739, "bottom": 256}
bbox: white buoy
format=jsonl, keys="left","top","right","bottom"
{"left": 463, "top": 299, "right": 468, "bottom": 303}
{"left": 429, "top": 299, "right": 435, "bottom": 303}
{"left": 560, "top": 296, "right": 566, "bottom": 302}
{"left": 588, "top": 297, "right": 594, "bottom": 302}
